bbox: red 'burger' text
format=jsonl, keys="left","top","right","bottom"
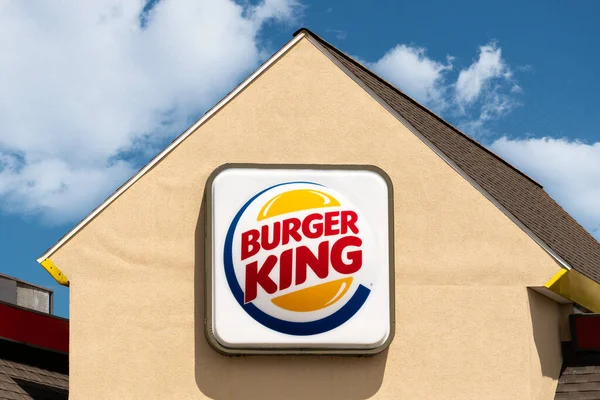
{"left": 240, "top": 210, "right": 362, "bottom": 303}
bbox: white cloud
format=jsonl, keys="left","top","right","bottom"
{"left": 0, "top": 158, "right": 134, "bottom": 224}
{"left": 455, "top": 42, "right": 511, "bottom": 106}
{"left": 0, "top": 0, "right": 300, "bottom": 223}
{"left": 457, "top": 87, "right": 520, "bottom": 136}
{"left": 368, "top": 40, "right": 520, "bottom": 136}
{"left": 326, "top": 29, "right": 347, "bottom": 40}
{"left": 491, "top": 137, "right": 600, "bottom": 239}
{"left": 368, "top": 42, "right": 600, "bottom": 242}
{"left": 370, "top": 45, "right": 452, "bottom": 110}
{"left": 251, "top": 0, "right": 301, "bottom": 23}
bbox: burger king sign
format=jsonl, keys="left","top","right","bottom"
{"left": 205, "top": 164, "right": 394, "bottom": 354}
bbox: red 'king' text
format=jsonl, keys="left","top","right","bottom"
{"left": 240, "top": 210, "right": 362, "bottom": 303}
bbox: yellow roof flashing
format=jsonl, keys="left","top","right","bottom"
{"left": 545, "top": 268, "right": 600, "bottom": 312}
{"left": 40, "top": 258, "right": 69, "bottom": 287}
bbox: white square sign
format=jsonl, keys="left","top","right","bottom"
{"left": 205, "top": 164, "right": 394, "bottom": 355}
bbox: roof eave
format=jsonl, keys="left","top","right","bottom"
{"left": 301, "top": 31, "right": 574, "bottom": 273}
{"left": 35, "top": 32, "right": 308, "bottom": 275}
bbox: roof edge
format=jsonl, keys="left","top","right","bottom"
{"left": 545, "top": 268, "right": 600, "bottom": 313}
{"left": 36, "top": 32, "right": 308, "bottom": 263}
{"left": 302, "top": 31, "right": 575, "bottom": 273}
{"left": 296, "top": 27, "right": 543, "bottom": 189}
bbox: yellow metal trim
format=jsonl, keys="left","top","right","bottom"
{"left": 39, "top": 258, "right": 69, "bottom": 287}
{"left": 544, "top": 268, "right": 600, "bottom": 313}
{"left": 544, "top": 268, "right": 569, "bottom": 289}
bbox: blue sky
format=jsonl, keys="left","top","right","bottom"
{"left": 1, "top": 0, "right": 599, "bottom": 318}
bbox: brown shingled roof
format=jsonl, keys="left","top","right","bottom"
{"left": 555, "top": 337, "right": 600, "bottom": 400}
{"left": 296, "top": 28, "right": 600, "bottom": 284}
{"left": 555, "top": 365, "right": 600, "bottom": 400}
{"left": 0, "top": 358, "right": 68, "bottom": 400}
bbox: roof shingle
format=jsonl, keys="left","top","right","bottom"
{"left": 555, "top": 342, "right": 600, "bottom": 399}
{"left": 0, "top": 359, "right": 67, "bottom": 400}
{"left": 299, "top": 29, "right": 600, "bottom": 284}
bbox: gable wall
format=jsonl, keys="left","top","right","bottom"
{"left": 52, "top": 37, "right": 563, "bottom": 399}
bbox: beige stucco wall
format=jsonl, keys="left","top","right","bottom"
{"left": 52, "top": 37, "right": 565, "bottom": 399}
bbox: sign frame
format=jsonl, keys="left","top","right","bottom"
{"left": 204, "top": 163, "right": 395, "bottom": 355}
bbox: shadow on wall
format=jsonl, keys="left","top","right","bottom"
{"left": 193, "top": 196, "right": 388, "bottom": 400}
{"left": 528, "top": 289, "right": 563, "bottom": 379}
